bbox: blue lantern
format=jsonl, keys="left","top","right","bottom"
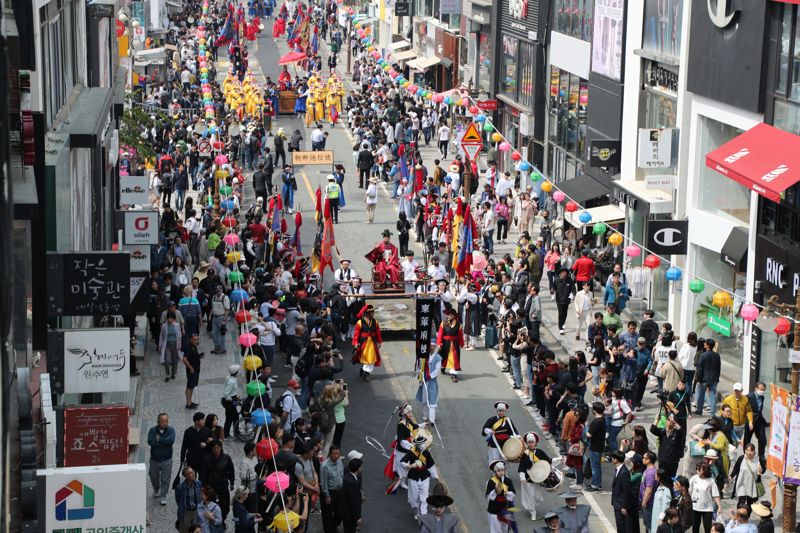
{"left": 666, "top": 266, "right": 682, "bottom": 282}
{"left": 230, "top": 288, "right": 249, "bottom": 304}
{"left": 475, "top": 114, "right": 487, "bottom": 123}
{"left": 221, "top": 199, "right": 235, "bottom": 211}
{"left": 578, "top": 211, "right": 592, "bottom": 224}
{"left": 251, "top": 408, "right": 272, "bottom": 427}
{"left": 519, "top": 161, "right": 532, "bottom": 172}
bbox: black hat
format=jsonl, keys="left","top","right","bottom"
{"left": 381, "top": 229, "right": 393, "bottom": 238}
{"left": 426, "top": 494, "right": 454, "bottom": 507}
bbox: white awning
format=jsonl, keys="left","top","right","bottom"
{"left": 408, "top": 56, "right": 442, "bottom": 71}
{"left": 389, "top": 40, "right": 411, "bottom": 51}
{"left": 612, "top": 179, "right": 674, "bottom": 215}
{"left": 565, "top": 204, "right": 626, "bottom": 228}
{"left": 392, "top": 49, "right": 418, "bottom": 62}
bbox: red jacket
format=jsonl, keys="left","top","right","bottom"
{"left": 572, "top": 256, "right": 596, "bottom": 282}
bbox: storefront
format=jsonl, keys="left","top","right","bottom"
{"left": 409, "top": 19, "right": 458, "bottom": 91}
{"left": 461, "top": 0, "right": 492, "bottom": 93}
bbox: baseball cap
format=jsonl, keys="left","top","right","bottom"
{"left": 346, "top": 450, "right": 363, "bottom": 461}
{"left": 733, "top": 382, "right": 743, "bottom": 391}
{"left": 287, "top": 379, "right": 300, "bottom": 388}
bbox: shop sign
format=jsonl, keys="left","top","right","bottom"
{"left": 768, "top": 384, "right": 790, "bottom": 477}
{"left": 119, "top": 175, "right": 149, "bottom": 205}
{"left": 47, "top": 252, "right": 131, "bottom": 317}
{"left": 47, "top": 328, "right": 130, "bottom": 395}
{"left": 588, "top": 139, "right": 621, "bottom": 167}
{"left": 63, "top": 405, "right": 129, "bottom": 467}
{"left": 707, "top": 313, "right": 731, "bottom": 336}
{"left": 476, "top": 99, "right": 498, "bottom": 111}
{"left": 441, "top": 0, "right": 461, "bottom": 15}
{"left": 38, "top": 463, "right": 146, "bottom": 531}
{"left": 637, "top": 128, "right": 673, "bottom": 168}
{"left": 789, "top": 350, "right": 800, "bottom": 364}
{"left": 121, "top": 210, "right": 159, "bottom": 245}
{"left": 646, "top": 219, "right": 689, "bottom": 255}
{"left": 785, "top": 396, "right": 800, "bottom": 485}
{"left": 755, "top": 236, "right": 800, "bottom": 301}
{"left": 644, "top": 175, "right": 676, "bottom": 190}
{"left": 395, "top": 1, "right": 410, "bottom": 16}
{"left": 123, "top": 244, "right": 150, "bottom": 272}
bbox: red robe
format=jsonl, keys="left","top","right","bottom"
{"left": 352, "top": 317, "right": 383, "bottom": 366}
{"left": 365, "top": 242, "right": 401, "bottom": 284}
{"left": 436, "top": 320, "right": 464, "bottom": 371}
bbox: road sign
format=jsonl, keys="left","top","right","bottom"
{"left": 198, "top": 139, "right": 212, "bottom": 156}
{"left": 460, "top": 123, "right": 484, "bottom": 161}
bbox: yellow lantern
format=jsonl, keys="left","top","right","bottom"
{"left": 608, "top": 233, "right": 623, "bottom": 246}
{"left": 243, "top": 355, "right": 262, "bottom": 371}
{"left": 712, "top": 290, "right": 733, "bottom": 308}
{"left": 491, "top": 132, "right": 503, "bottom": 143}
{"left": 227, "top": 251, "right": 243, "bottom": 263}
{"left": 541, "top": 181, "right": 553, "bottom": 193}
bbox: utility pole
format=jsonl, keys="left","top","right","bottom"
{"left": 768, "top": 293, "right": 800, "bottom": 531}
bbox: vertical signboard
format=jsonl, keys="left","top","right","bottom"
{"left": 47, "top": 328, "right": 131, "bottom": 394}
{"left": 415, "top": 298, "right": 434, "bottom": 372}
{"left": 62, "top": 405, "right": 129, "bottom": 467}
{"left": 591, "top": 0, "right": 625, "bottom": 81}
{"left": 47, "top": 252, "right": 131, "bottom": 316}
{"left": 768, "top": 384, "right": 791, "bottom": 477}
{"left": 784, "top": 395, "right": 800, "bottom": 485}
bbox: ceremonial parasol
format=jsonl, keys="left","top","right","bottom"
{"left": 278, "top": 51, "right": 307, "bottom": 65}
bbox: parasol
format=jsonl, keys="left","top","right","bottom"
{"left": 278, "top": 51, "right": 307, "bottom": 65}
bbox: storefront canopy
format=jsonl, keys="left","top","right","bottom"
{"left": 392, "top": 49, "right": 418, "bottom": 62}
{"left": 389, "top": 40, "right": 411, "bottom": 51}
{"left": 565, "top": 204, "right": 625, "bottom": 228}
{"left": 556, "top": 173, "right": 609, "bottom": 205}
{"left": 408, "top": 56, "right": 442, "bottom": 71}
{"left": 705, "top": 123, "right": 800, "bottom": 202}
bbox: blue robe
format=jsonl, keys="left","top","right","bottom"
{"left": 416, "top": 352, "right": 441, "bottom": 406}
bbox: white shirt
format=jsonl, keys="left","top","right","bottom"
{"left": 482, "top": 209, "right": 495, "bottom": 231}
{"left": 255, "top": 319, "right": 281, "bottom": 346}
{"left": 401, "top": 259, "right": 419, "bottom": 281}
{"left": 427, "top": 264, "right": 447, "bottom": 280}
{"left": 311, "top": 128, "right": 325, "bottom": 143}
{"left": 495, "top": 177, "right": 514, "bottom": 198}
{"left": 437, "top": 125, "right": 450, "bottom": 141}
{"left": 678, "top": 343, "right": 697, "bottom": 372}
{"left": 334, "top": 267, "right": 358, "bottom": 282}
{"left": 281, "top": 390, "right": 302, "bottom": 431}
{"left": 365, "top": 183, "right": 378, "bottom": 205}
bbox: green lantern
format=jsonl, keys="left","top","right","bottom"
{"left": 246, "top": 380, "right": 267, "bottom": 397}
{"left": 592, "top": 222, "right": 607, "bottom": 235}
{"left": 688, "top": 279, "right": 705, "bottom": 294}
{"left": 229, "top": 271, "right": 244, "bottom": 283}
{"left": 530, "top": 171, "right": 542, "bottom": 182}
{"left": 219, "top": 185, "right": 233, "bottom": 196}
{"left": 483, "top": 123, "right": 494, "bottom": 132}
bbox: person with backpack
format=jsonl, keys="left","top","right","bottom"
{"left": 178, "top": 286, "right": 203, "bottom": 339}
{"left": 158, "top": 150, "right": 175, "bottom": 206}
{"left": 279, "top": 379, "right": 303, "bottom": 432}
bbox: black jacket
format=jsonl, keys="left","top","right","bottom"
{"left": 696, "top": 350, "right": 721, "bottom": 384}
{"left": 357, "top": 149, "right": 374, "bottom": 170}
{"left": 747, "top": 392, "right": 768, "bottom": 426}
{"left": 553, "top": 276, "right": 576, "bottom": 305}
{"left": 180, "top": 425, "right": 212, "bottom": 469}
{"left": 611, "top": 464, "right": 632, "bottom": 512}
{"left": 339, "top": 473, "right": 362, "bottom": 521}
{"left": 650, "top": 424, "right": 685, "bottom": 465}
{"left": 201, "top": 452, "right": 235, "bottom": 491}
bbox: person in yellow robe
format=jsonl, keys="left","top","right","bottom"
{"left": 305, "top": 91, "right": 316, "bottom": 127}
{"left": 314, "top": 88, "right": 325, "bottom": 124}
{"left": 351, "top": 304, "right": 382, "bottom": 381}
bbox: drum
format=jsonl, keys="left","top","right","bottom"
{"left": 501, "top": 436, "right": 524, "bottom": 463}
{"left": 528, "top": 460, "right": 563, "bottom": 492}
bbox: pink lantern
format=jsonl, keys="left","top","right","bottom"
{"left": 238, "top": 332, "right": 258, "bottom": 347}
{"left": 625, "top": 245, "right": 641, "bottom": 257}
{"left": 432, "top": 94, "right": 444, "bottom": 103}
{"left": 468, "top": 105, "right": 479, "bottom": 114}
{"left": 389, "top": 71, "right": 399, "bottom": 78}
{"left": 265, "top": 471, "right": 290, "bottom": 493}
{"left": 552, "top": 191, "right": 566, "bottom": 203}
{"left": 498, "top": 141, "right": 511, "bottom": 152}
{"left": 740, "top": 304, "right": 759, "bottom": 322}
{"left": 223, "top": 233, "right": 241, "bottom": 246}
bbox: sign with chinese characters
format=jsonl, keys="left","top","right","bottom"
{"left": 121, "top": 210, "right": 159, "bottom": 245}
{"left": 292, "top": 150, "right": 334, "bottom": 166}
{"left": 63, "top": 405, "right": 129, "bottom": 467}
{"left": 47, "top": 252, "right": 131, "bottom": 316}
{"left": 119, "top": 175, "right": 149, "bottom": 205}
{"left": 415, "top": 298, "right": 434, "bottom": 372}
{"left": 638, "top": 128, "right": 673, "bottom": 168}
{"left": 785, "top": 395, "right": 800, "bottom": 485}
{"left": 47, "top": 329, "right": 130, "bottom": 394}
{"left": 768, "top": 384, "right": 790, "bottom": 477}
{"left": 38, "top": 463, "right": 146, "bottom": 532}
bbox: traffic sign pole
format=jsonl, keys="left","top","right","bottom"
{"left": 460, "top": 123, "right": 484, "bottom": 199}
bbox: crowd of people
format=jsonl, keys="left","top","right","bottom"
{"left": 128, "top": 0, "right": 785, "bottom": 532}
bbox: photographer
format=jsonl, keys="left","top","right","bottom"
{"left": 650, "top": 413, "right": 685, "bottom": 480}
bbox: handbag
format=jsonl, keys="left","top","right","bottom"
{"left": 744, "top": 459, "right": 766, "bottom": 498}
{"left": 567, "top": 441, "right": 585, "bottom": 457}
{"left": 689, "top": 440, "right": 706, "bottom": 457}
{"left": 172, "top": 461, "right": 185, "bottom": 490}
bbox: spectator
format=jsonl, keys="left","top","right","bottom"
{"left": 553, "top": 267, "right": 576, "bottom": 334}
{"left": 175, "top": 466, "right": 203, "bottom": 533}
{"left": 722, "top": 382, "right": 754, "bottom": 447}
{"left": 694, "top": 339, "right": 722, "bottom": 416}
{"left": 585, "top": 401, "right": 606, "bottom": 491}
{"left": 147, "top": 413, "right": 176, "bottom": 506}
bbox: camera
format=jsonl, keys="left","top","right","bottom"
{"left": 651, "top": 388, "right": 669, "bottom": 404}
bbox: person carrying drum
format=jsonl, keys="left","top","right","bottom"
{"left": 486, "top": 460, "right": 517, "bottom": 533}
{"left": 518, "top": 431, "right": 552, "bottom": 521}
{"left": 400, "top": 430, "right": 438, "bottom": 521}
{"left": 482, "top": 402, "right": 519, "bottom": 464}
{"left": 387, "top": 403, "right": 418, "bottom": 490}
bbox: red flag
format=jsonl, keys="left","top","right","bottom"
{"left": 315, "top": 186, "right": 322, "bottom": 224}
{"left": 280, "top": 217, "right": 287, "bottom": 234}
{"left": 323, "top": 197, "right": 331, "bottom": 220}
{"left": 456, "top": 206, "right": 476, "bottom": 277}
{"left": 318, "top": 215, "right": 336, "bottom": 273}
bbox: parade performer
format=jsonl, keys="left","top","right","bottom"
{"left": 416, "top": 347, "right": 441, "bottom": 424}
{"left": 482, "top": 402, "right": 519, "bottom": 464}
{"left": 305, "top": 90, "right": 316, "bottom": 127}
{"left": 365, "top": 230, "right": 402, "bottom": 288}
{"left": 486, "top": 460, "right": 517, "bottom": 533}
{"left": 551, "top": 491, "right": 590, "bottom": 533}
{"left": 457, "top": 279, "right": 480, "bottom": 350}
{"left": 351, "top": 304, "right": 382, "bottom": 381}
{"left": 436, "top": 308, "right": 463, "bottom": 383}
{"left": 313, "top": 86, "right": 325, "bottom": 124}
{"left": 518, "top": 431, "right": 551, "bottom": 521}
{"left": 294, "top": 84, "right": 308, "bottom": 117}
{"left": 385, "top": 403, "right": 418, "bottom": 490}
{"left": 401, "top": 430, "right": 437, "bottom": 520}
{"left": 278, "top": 65, "right": 292, "bottom": 90}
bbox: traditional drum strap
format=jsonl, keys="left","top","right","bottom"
{"left": 527, "top": 450, "right": 539, "bottom": 463}
{"left": 492, "top": 417, "right": 507, "bottom": 432}
{"left": 410, "top": 447, "right": 427, "bottom": 466}
{"left": 491, "top": 476, "right": 508, "bottom": 494}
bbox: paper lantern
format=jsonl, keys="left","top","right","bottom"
{"left": 221, "top": 217, "right": 238, "bottom": 228}
{"left": 219, "top": 185, "right": 233, "bottom": 196}
{"left": 246, "top": 380, "right": 266, "bottom": 397}
{"left": 644, "top": 254, "right": 661, "bottom": 269}
{"left": 443, "top": 96, "right": 450, "bottom": 104}
{"left": 592, "top": 222, "right": 607, "bottom": 235}
{"left": 775, "top": 316, "right": 792, "bottom": 335}
{"left": 491, "top": 132, "right": 503, "bottom": 143}
{"left": 625, "top": 245, "right": 641, "bottom": 257}
{"left": 256, "top": 438, "right": 279, "bottom": 459}
{"left": 565, "top": 201, "right": 579, "bottom": 213}
{"left": 468, "top": 105, "right": 479, "bottom": 114}
{"left": 229, "top": 271, "right": 244, "bottom": 284}
{"left": 251, "top": 408, "right": 272, "bottom": 427}
{"left": 578, "top": 211, "right": 592, "bottom": 224}
{"left": 235, "top": 308, "right": 251, "bottom": 323}
{"left": 221, "top": 199, "right": 235, "bottom": 211}
{"left": 552, "top": 191, "right": 566, "bottom": 203}
{"left": 227, "top": 251, "right": 243, "bottom": 263}
{"left": 511, "top": 151, "right": 522, "bottom": 161}
{"left": 230, "top": 288, "right": 249, "bottom": 304}
{"left": 541, "top": 181, "right": 552, "bottom": 193}
{"left": 665, "top": 266, "right": 682, "bottom": 282}
{"left": 265, "top": 471, "right": 291, "bottom": 493}
{"left": 740, "top": 304, "right": 759, "bottom": 322}
{"left": 756, "top": 313, "right": 779, "bottom": 332}
{"left": 608, "top": 233, "right": 623, "bottom": 246}
{"left": 243, "top": 354, "right": 261, "bottom": 371}
{"left": 223, "top": 233, "right": 241, "bottom": 246}
{"left": 483, "top": 123, "right": 494, "bottom": 132}
{"left": 498, "top": 141, "right": 511, "bottom": 152}
{"left": 239, "top": 332, "right": 258, "bottom": 347}
{"left": 711, "top": 290, "right": 733, "bottom": 308}
{"left": 519, "top": 161, "right": 532, "bottom": 172}
{"left": 475, "top": 114, "right": 486, "bottom": 123}
{"left": 688, "top": 278, "right": 705, "bottom": 294}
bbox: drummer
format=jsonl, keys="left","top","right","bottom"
{"left": 482, "top": 401, "right": 519, "bottom": 464}
{"left": 400, "top": 431, "right": 438, "bottom": 521}
{"left": 392, "top": 403, "right": 418, "bottom": 489}
{"left": 518, "top": 431, "right": 552, "bottom": 521}
{"left": 486, "top": 460, "right": 517, "bottom": 533}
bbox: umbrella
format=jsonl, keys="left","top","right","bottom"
{"left": 278, "top": 51, "right": 307, "bottom": 65}
{"left": 265, "top": 471, "right": 291, "bottom": 493}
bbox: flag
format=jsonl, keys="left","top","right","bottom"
{"left": 293, "top": 212, "right": 303, "bottom": 254}
{"left": 311, "top": 228, "right": 322, "bottom": 273}
{"left": 456, "top": 206, "right": 475, "bottom": 277}
{"left": 450, "top": 200, "right": 463, "bottom": 271}
{"left": 314, "top": 186, "right": 322, "bottom": 225}
{"left": 399, "top": 153, "right": 409, "bottom": 181}
{"left": 216, "top": 11, "right": 235, "bottom": 46}
{"left": 310, "top": 25, "right": 319, "bottom": 55}
{"left": 318, "top": 214, "right": 336, "bottom": 273}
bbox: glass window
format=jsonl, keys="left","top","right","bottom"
{"left": 500, "top": 35, "right": 519, "bottom": 100}
{"left": 779, "top": 4, "right": 792, "bottom": 95}
{"left": 792, "top": 7, "right": 800, "bottom": 100}
{"left": 519, "top": 42, "right": 536, "bottom": 108}
{"left": 478, "top": 33, "right": 491, "bottom": 94}
{"left": 697, "top": 117, "right": 750, "bottom": 224}
{"left": 554, "top": 0, "right": 593, "bottom": 41}
{"left": 548, "top": 67, "right": 589, "bottom": 160}
{"left": 774, "top": 99, "right": 800, "bottom": 135}
{"left": 642, "top": 0, "right": 683, "bottom": 58}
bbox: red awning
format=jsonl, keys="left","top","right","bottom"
{"left": 705, "top": 123, "right": 800, "bottom": 202}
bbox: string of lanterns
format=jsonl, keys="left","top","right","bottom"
{"left": 344, "top": 4, "right": 797, "bottom": 332}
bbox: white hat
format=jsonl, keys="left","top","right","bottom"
{"left": 327, "top": 174, "right": 335, "bottom": 181}
{"left": 347, "top": 450, "right": 363, "bottom": 461}
{"left": 228, "top": 364, "right": 240, "bottom": 375}
{"left": 733, "top": 382, "right": 743, "bottom": 391}
{"left": 494, "top": 401, "right": 509, "bottom": 411}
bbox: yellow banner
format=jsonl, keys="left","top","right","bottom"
{"left": 292, "top": 151, "right": 334, "bottom": 166}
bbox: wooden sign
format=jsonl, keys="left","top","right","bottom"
{"left": 292, "top": 151, "right": 334, "bottom": 166}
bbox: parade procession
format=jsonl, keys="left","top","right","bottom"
{"left": 6, "top": 0, "right": 800, "bottom": 532}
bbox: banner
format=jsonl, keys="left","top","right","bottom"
{"left": 46, "top": 252, "right": 131, "bottom": 316}
{"left": 63, "top": 405, "right": 129, "bottom": 467}
{"left": 415, "top": 298, "right": 434, "bottom": 374}
{"left": 784, "top": 395, "right": 800, "bottom": 485}
{"left": 768, "top": 384, "right": 791, "bottom": 477}
{"left": 47, "top": 328, "right": 131, "bottom": 394}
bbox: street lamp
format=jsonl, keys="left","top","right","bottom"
{"left": 766, "top": 292, "right": 800, "bottom": 532}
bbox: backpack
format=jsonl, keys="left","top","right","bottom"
{"left": 294, "top": 356, "right": 309, "bottom": 378}
{"left": 275, "top": 390, "right": 294, "bottom": 412}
